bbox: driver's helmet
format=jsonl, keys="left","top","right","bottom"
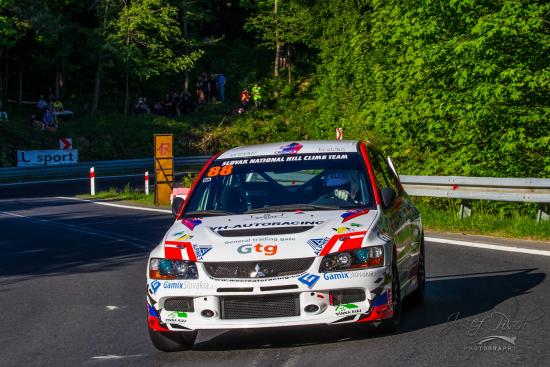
{"left": 324, "top": 172, "right": 351, "bottom": 192}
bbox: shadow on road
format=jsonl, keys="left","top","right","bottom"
{"left": 0, "top": 198, "right": 172, "bottom": 283}
{"left": 191, "top": 268, "right": 545, "bottom": 351}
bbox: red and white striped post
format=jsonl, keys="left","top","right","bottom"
{"left": 336, "top": 127, "right": 343, "bottom": 140}
{"left": 90, "top": 167, "right": 95, "bottom": 196}
{"left": 145, "top": 171, "right": 150, "bottom": 195}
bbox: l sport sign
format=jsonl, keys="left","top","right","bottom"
{"left": 17, "top": 150, "right": 78, "bottom": 166}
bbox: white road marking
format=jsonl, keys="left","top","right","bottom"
{"left": 57, "top": 196, "right": 172, "bottom": 214}
{"left": 54, "top": 196, "right": 550, "bottom": 256}
{"left": 426, "top": 236, "right": 550, "bottom": 257}
{"left": 0, "top": 211, "right": 151, "bottom": 249}
{"left": 91, "top": 354, "right": 143, "bottom": 360}
{"left": 106, "top": 305, "right": 119, "bottom": 311}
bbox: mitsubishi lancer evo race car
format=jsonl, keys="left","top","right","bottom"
{"left": 146, "top": 140, "right": 425, "bottom": 351}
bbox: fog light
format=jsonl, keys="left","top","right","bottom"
{"left": 304, "top": 304, "right": 320, "bottom": 313}
{"left": 201, "top": 309, "right": 215, "bottom": 318}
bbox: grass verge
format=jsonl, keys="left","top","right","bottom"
{"left": 417, "top": 203, "right": 550, "bottom": 241}
{"left": 78, "top": 185, "right": 161, "bottom": 208}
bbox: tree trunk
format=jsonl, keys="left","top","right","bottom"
{"left": 273, "top": 0, "right": 279, "bottom": 77}
{"left": 181, "top": 0, "right": 190, "bottom": 91}
{"left": 17, "top": 70, "right": 23, "bottom": 106}
{"left": 3, "top": 48, "right": 8, "bottom": 98}
{"left": 91, "top": 52, "right": 103, "bottom": 116}
{"left": 287, "top": 46, "right": 291, "bottom": 84}
{"left": 55, "top": 63, "right": 60, "bottom": 98}
{"left": 124, "top": 62, "right": 129, "bottom": 118}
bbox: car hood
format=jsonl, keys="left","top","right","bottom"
{"left": 154, "top": 209, "right": 379, "bottom": 262}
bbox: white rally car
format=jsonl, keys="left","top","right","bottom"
{"left": 146, "top": 141, "right": 424, "bottom": 351}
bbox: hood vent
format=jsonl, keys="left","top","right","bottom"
{"left": 215, "top": 226, "right": 314, "bottom": 237}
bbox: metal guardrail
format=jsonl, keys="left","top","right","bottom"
{"left": 1, "top": 156, "right": 548, "bottom": 219}
{"left": 0, "top": 156, "right": 210, "bottom": 182}
{"left": 400, "top": 175, "right": 550, "bottom": 221}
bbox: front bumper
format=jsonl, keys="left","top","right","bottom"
{"left": 147, "top": 264, "right": 394, "bottom": 331}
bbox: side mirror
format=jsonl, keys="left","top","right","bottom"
{"left": 171, "top": 197, "right": 185, "bottom": 217}
{"left": 381, "top": 187, "right": 397, "bottom": 209}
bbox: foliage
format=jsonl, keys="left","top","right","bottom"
{"left": 313, "top": 0, "right": 549, "bottom": 178}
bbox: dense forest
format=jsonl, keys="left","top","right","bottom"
{"left": 0, "top": 0, "right": 548, "bottom": 178}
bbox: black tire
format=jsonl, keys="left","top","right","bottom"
{"left": 409, "top": 233, "right": 426, "bottom": 306}
{"left": 374, "top": 258, "right": 402, "bottom": 333}
{"left": 171, "top": 197, "right": 184, "bottom": 217}
{"left": 148, "top": 328, "right": 197, "bottom": 352}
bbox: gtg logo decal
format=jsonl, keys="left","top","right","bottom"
{"left": 298, "top": 273, "right": 320, "bottom": 288}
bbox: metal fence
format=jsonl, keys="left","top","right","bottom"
{"left": 0, "top": 156, "right": 210, "bottom": 182}
{"left": 400, "top": 175, "right": 550, "bottom": 221}
{"left": 1, "top": 155, "right": 548, "bottom": 220}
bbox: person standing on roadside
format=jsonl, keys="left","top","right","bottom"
{"left": 252, "top": 82, "right": 262, "bottom": 109}
{"left": 216, "top": 73, "right": 226, "bottom": 103}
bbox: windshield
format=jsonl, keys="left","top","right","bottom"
{"left": 183, "top": 153, "right": 375, "bottom": 216}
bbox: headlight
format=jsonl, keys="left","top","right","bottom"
{"left": 319, "top": 246, "right": 384, "bottom": 272}
{"left": 149, "top": 258, "right": 198, "bottom": 279}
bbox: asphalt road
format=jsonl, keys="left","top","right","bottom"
{"left": 0, "top": 197, "right": 549, "bottom": 367}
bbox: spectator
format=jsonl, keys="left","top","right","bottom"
{"left": 37, "top": 95, "right": 48, "bottom": 112}
{"left": 181, "top": 89, "right": 195, "bottom": 114}
{"left": 209, "top": 75, "right": 218, "bottom": 104}
{"left": 171, "top": 92, "right": 181, "bottom": 117}
{"left": 163, "top": 94, "right": 172, "bottom": 116}
{"left": 216, "top": 73, "right": 226, "bottom": 103}
{"left": 196, "top": 82, "right": 206, "bottom": 105}
{"left": 42, "top": 107, "right": 57, "bottom": 131}
{"left": 240, "top": 88, "right": 250, "bottom": 108}
{"left": 152, "top": 101, "right": 164, "bottom": 115}
{"left": 201, "top": 74, "right": 209, "bottom": 102}
{"left": 0, "top": 99, "right": 7, "bottom": 121}
{"left": 29, "top": 114, "right": 43, "bottom": 129}
{"left": 252, "top": 82, "right": 262, "bottom": 108}
{"left": 52, "top": 98, "right": 64, "bottom": 112}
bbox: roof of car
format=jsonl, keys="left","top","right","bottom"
{"left": 217, "top": 140, "right": 361, "bottom": 159}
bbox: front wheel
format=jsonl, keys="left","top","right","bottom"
{"left": 409, "top": 233, "right": 425, "bottom": 306}
{"left": 148, "top": 328, "right": 197, "bottom": 352}
{"left": 373, "top": 260, "right": 402, "bottom": 333}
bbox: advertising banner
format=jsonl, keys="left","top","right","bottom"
{"left": 17, "top": 150, "right": 79, "bottom": 167}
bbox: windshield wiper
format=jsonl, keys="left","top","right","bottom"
{"left": 244, "top": 204, "right": 340, "bottom": 214}
{"left": 184, "top": 210, "right": 235, "bottom": 217}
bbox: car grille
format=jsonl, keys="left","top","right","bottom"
{"left": 203, "top": 258, "right": 315, "bottom": 279}
{"left": 163, "top": 297, "right": 194, "bottom": 312}
{"left": 220, "top": 294, "right": 300, "bottom": 319}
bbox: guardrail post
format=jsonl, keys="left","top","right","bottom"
{"left": 459, "top": 200, "right": 472, "bottom": 219}
{"left": 90, "top": 167, "right": 95, "bottom": 196}
{"left": 537, "top": 205, "right": 549, "bottom": 222}
{"left": 145, "top": 171, "right": 149, "bottom": 195}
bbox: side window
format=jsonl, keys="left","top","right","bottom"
{"left": 368, "top": 149, "right": 399, "bottom": 193}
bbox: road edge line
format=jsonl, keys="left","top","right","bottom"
{"left": 56, "top": 196, "right": 172, "bottom": 214}
{"left": 56, "top": 196, "right": 550, "bottom": 256}
{"left": 426, "top": 236, "right": 550, "bottom": 257}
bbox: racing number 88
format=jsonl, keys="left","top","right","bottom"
{"left": 207, "top": 165, "right": 233, "bottom": 177}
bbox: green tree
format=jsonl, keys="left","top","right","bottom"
{"left": 109, "top": 0, "right": 203, "bottom": 116}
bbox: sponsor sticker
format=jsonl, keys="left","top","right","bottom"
{"left": 192, "top": 244, "right": 212, "bottom": 260}
{"left": 307, "top": 237, "right": 329, "bottom": 255}
{"left": 298, "top": 273, "right": 321, "bottom": 288}
{"left": 165, "top": 311, "right": 188, "bottom": 323}
{"left": 237, "top": 243, "right": 278, "bottom": 256}
{"left": 335, "top": 303, "right": 362, "bottom": 316}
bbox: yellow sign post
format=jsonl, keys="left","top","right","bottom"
{"left": 154, "top": 134, "right": 174, "bottom": 206}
